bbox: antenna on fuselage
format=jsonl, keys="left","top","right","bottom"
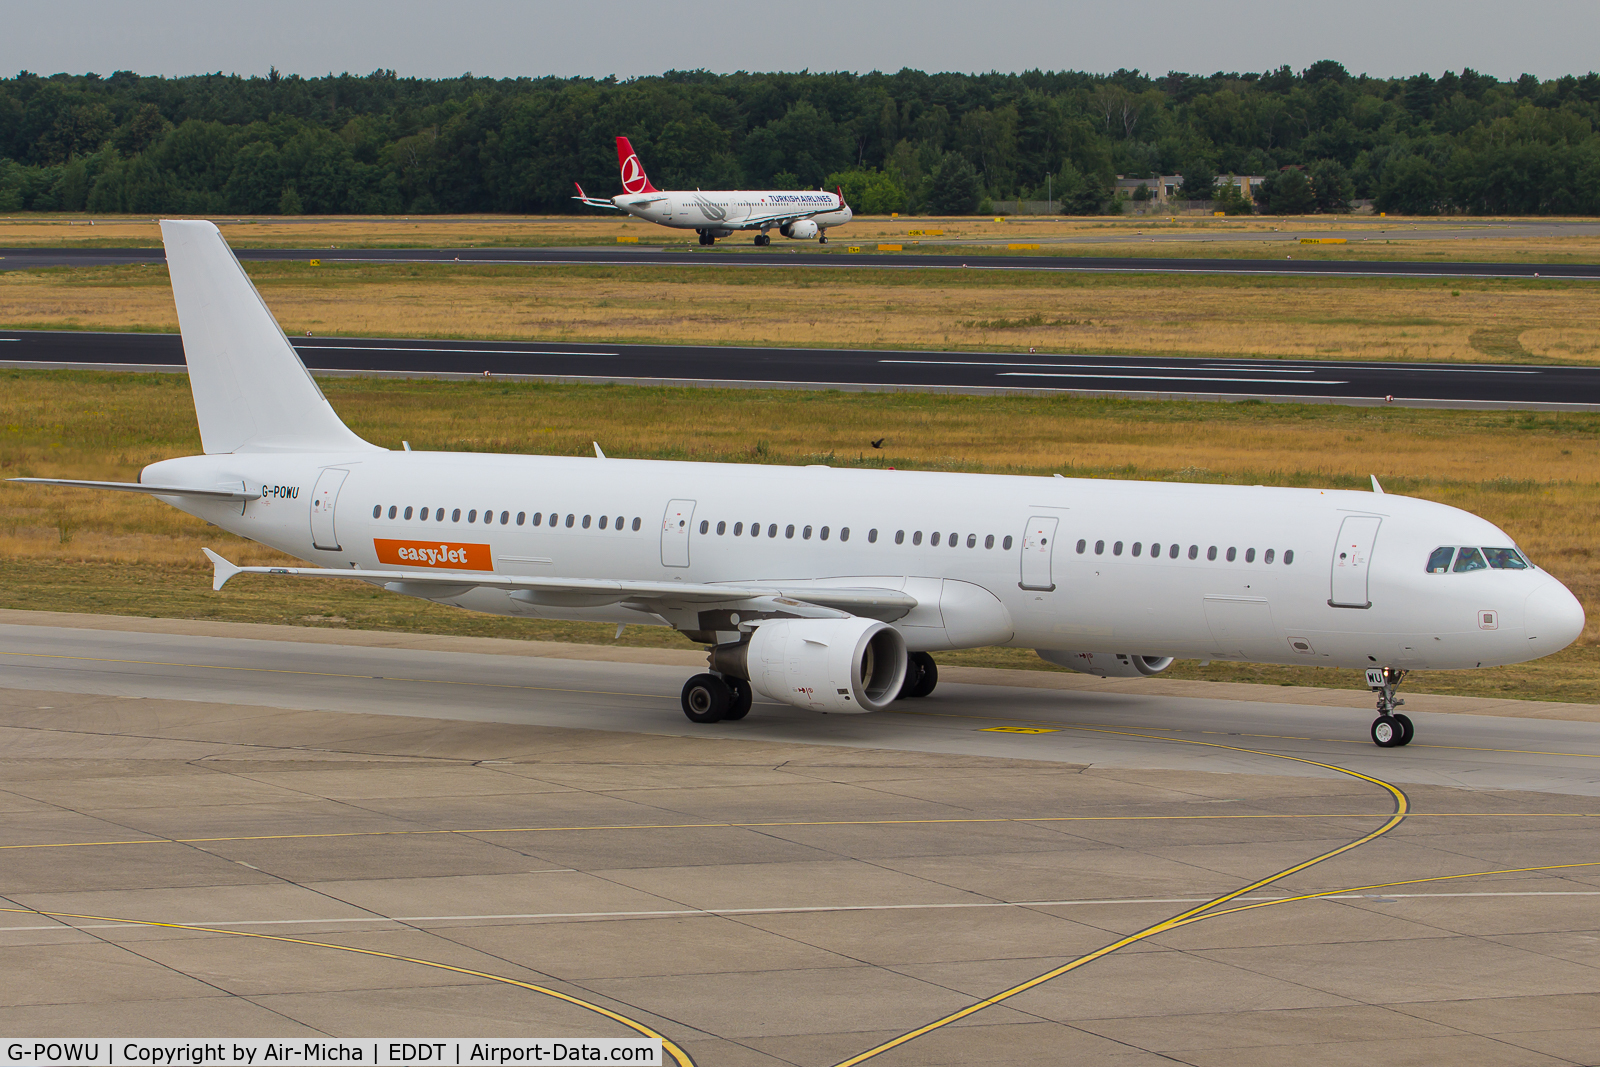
{"left": 1371, "top": 475, "right": 1385, "bottom": 494}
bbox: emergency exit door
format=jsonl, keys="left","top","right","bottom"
{"left": 1019, "top": 515, "right": 1059, "bottom": 591}
{"left": 309, "top": 468, "right": 349, "bottom": 552}
{"left": 1329, "top": 515, "right": 1381, "bottom": 608}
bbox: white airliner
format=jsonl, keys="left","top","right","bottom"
{"left": 12, "top": 221, "right": 1585, "bottom": 747}
{"left": 573, "top": 136, "right": 853, "bottom": 245}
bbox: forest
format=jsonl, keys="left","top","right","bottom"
{"left": 3, "top": 61, "right": 1600, "bottom": 217}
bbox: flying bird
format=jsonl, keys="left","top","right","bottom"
{"left": 870, "top": 438, "right": 885, "bottom": 449}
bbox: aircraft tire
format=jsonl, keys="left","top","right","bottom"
{"left": 723, "top": 678, "right": 754, "bottom": 721}
{"left": 819, "top": 234, "right": 828, "bottom": 243}
{"left": 906, "top": 652, "right": 939, "bottom": 698}
{"left": 1392, "top": 712, "right": 1414, "bottom": 746}
{"left": 682, "top": 674, "right": 731, "bottom": 723}
{"left": 1371, "top": 714, "right": 1404, "bottom": 747}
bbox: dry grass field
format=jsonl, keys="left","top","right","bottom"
{"left": 3, "top": 371, "right": 1596, "bottom": 702}
{"left": 4, "top": 259, "right": 1598, "bottom": 364}
{"left": 5, "top": 213, "right": 1600, "bottom": 262}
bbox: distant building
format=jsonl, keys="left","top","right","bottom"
{"left": 1115, "top": 174, "right": 1265, "bottom": 205}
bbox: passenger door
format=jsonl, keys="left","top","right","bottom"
{"left": 661, "top": 499, "right": 696, "bottom": 567}
{"left": 309, "top": 468, "right": 349, "bottom": 552}
{"left": 1019, "top": 515, "right": 1059, "bottom": 591}
{"left": 1329, "top": 515, "right": 1381, "bottom": 608}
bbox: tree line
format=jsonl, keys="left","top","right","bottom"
{"left": 2, "top": 62, "right": 1599, "bottom": 217}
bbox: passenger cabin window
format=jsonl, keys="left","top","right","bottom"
{"left": 452, "top": 509, "right": 462, "bottom": 522}
{"left": 985, "top": 534, "right": 994, "bottom": 549}
{"left": 931, "top": 532, "right": 941, "bottom": 546}
{"left": 717, "top": 521, "right": 726, "bottom": 535}
{"left": 1132, "top": 542, "right": 1142, "bottom": 557}
{"left": 912, "top": 531, "right": 923, "bottom": 545}
{"left": 838, "top": 527, "right": 847, "bottom": 542}
{"left": 1077, "top": 539, "right": 1086, "bottom": 554}
{"left": 1095, "top": 540, "right": 1105, "bottom": 555}
{"left": 1002, "top": 535, "right": 1013, "bottom": 550}
{"left": 1207, "top": 546, "right": 1217, "bottom": 561}
{"left": 632, "top": 517, "right": 642, "bottom": 531}
{"left": 1188, "top": 545, "right": 1198, "bottom": 560}
{"left": 895, "top": 530, "right": 905, "bottom": 545}
{"left": 802, "top": 525, "right": 812, "bottom": 540}
{"left": 821, "top": 526, "right": 830, "bottom": 540}
{"left": 733, "top": 522, "right": 743, "bottom": 535}
{"left": 404, "top": 507, "right": 413, "bottom": 520}
{"left": 1284, "top": 549, "right": 1295, "bottom": 565}
{"left": 1264, "top": 548, "right": 1275, "bottom": 564}
{"left": 699, "top": 520, "right": 709, "bottom": 534}
{"left": 868, "top": 529, "right": 878, "bottom": 543}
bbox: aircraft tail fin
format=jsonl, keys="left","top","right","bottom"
{"left": 160, "top": 220, "right": 379, "bottom": 455}
{"left": 615, "top": 136, "right": 658, "bottom": 194}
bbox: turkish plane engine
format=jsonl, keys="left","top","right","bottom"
{"left": 711, "top": 617, "right": 907, "bottom": 713}
{"left": 780, "top": 219, "right": 819, "bottom": 239}
{"left": 1037, "top": 650, "right": 1175, "bottom": 678}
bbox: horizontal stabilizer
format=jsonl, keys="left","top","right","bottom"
{"left": 10, "top": 477, "right": 261, "bottom": 501}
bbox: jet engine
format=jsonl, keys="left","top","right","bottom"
{"left": 780, "top": 219, "right": 819, "bottom": 240}
{"left": 1037, "top": 650, "right": 1175, "bottom": 678}
{"left": 710, "top": 617, "right": 907, "bottom": 713}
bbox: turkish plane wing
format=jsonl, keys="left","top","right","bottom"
{"left": 571, "top": 182, "right": 619, "bottom": 209}
{"left": 202, "top": 549, "right": 916, "bottom": 621}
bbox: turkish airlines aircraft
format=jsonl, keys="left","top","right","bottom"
{"left": 14, "top": 222, "right": 1586, "bottom": 747}
{"left": 573, "top": 136, "right": 853, "bottom": 245}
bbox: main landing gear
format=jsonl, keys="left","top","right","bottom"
{"left": 753, "top": 233, "right": 771, "bottom": 246}
{"left": 1367, "top": 667, "right": 1414, "bottom": 747}
{"left": 681, "top": 673, "right": 753, "bottom": 724}
{"left": 697, "top": 231, "right": 716, "bottom": 246}
{"left": 898, "top": 651, "right": 938, "bottom": 700}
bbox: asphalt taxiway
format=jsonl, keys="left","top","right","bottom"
{"left": 6, "top": 329, "right": 1598, "bottom": 410}
{"left": 4, "top": 244, "right": 1600, "bottom": 279}
{"left": 3, "top": 612, "right": 1598, "bottom": 1064}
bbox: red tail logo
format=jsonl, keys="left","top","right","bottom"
{"left": 616, "top": 136, "right": 657, "bottom": 194}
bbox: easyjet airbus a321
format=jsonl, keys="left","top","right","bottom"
{"left": 574, "top": 136, "right": 852, "bottom": 245}
{"left": 13, "top": 221, "right": 1585, "bottom": 746}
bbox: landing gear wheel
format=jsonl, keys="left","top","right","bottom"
{"left": 722, "top": 678, "right": 753, "bottom": 721}
{"left": 697, "top": 231, "right": 713, "bottom": 246}
{"left": 682, "top": 673, "right": 731, "bottom": 723}
{"left": 819, "top": 234, "right": 828, "bottom": 244}
{"left": 902, "top": 652, "right": 938, "bottom": 699}
{"left": 1392, "top": 712, "right": 1414, "bottom": 746}
{"left": 1371, "top": 714, "right": 1404, "bottom": 748}
{"left": 754, "top": 234, "right": 770, "bottom": 246}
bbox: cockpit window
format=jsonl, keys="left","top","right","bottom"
{"left": 1483, "top": 548, "right": 1530, "bottom": 570}
{"left": 1426, "top": 547, "right": 1454, "bottom": 573}
{"left": 1453, "top": 547, "right": 1488, "bottom": 573}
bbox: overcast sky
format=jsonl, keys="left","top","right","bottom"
{"left": 6, "top": 0, "right": 1596, "bottom": 82}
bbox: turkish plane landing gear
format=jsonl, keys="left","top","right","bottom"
{"left": 754, "top": 233, "right": 771, "bottom": 246}
{"left": 898, "top": 651, "right": 939, "bottom": 699}
{"left": 680, "top": 673, "right": 753, "bottom": 723}
{"left": 697, "top": 231, "right": 716, "bottom": 246}
{"left": 819, "top": 233, "right": 829, "bottom": 244}
{"left": 1366, "top": 667, "right": 1414, "bottom": 747}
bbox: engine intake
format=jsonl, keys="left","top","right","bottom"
{"left": 710, "top": 617, "right": 907, "bottom": 713}
{"left": 1037, "top": 650, "right": 1175, "bottom": 678}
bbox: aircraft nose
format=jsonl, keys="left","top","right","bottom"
{"left": 1525, "top": 580, "right": 1586, "bottom": 651}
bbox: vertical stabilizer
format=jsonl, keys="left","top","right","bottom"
{"left": 160, "top": 219, "right": 378, "bottom": 454}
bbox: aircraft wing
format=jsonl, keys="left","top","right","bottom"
{"left": 10, "top": 478, "right": 262, "bottom": 502}
{"left": 735, "top": 205, "right": 837, "bottom": 229}
{"left": 571, "top": 182, "right": 620, "bottom": 209}
{"left": 202, "top": 549, "right": 916, "bottom": 619}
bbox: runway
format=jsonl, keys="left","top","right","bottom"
{"left": 6, "top": 329, "right": 1599, "bottom": 409}
{"left": 2, "top": 615, "right": 1599, "bottom": 1063}
{"left": 4, "top": 244, "right": 1600, "bottom": 279}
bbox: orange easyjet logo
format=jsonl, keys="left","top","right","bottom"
{"left": 374, "top": 539, "right": 494, "bottom": 571}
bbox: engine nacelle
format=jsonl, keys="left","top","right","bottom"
{"left": 710, "top": 617, "right": 907, "bottom": 713}
{"left": 781, "top": 219, "right": 819, "bottom": 240}
{"left": 1037, "top": 650, "right": 1175, "bottom": 678}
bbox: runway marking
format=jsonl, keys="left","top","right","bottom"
{"left": 0, "top": 905, "right": 698, "bottom": 1067}
{"left": 8, "top": 811, "right": 1596, "bottom": 853}
{"left": 1166, "top": 860, "right": 1600, "bottom": 929}
{"left": 880, "top": 359, "right": 1322, "bottom": 374}
{"left": 833, "top": 731, "right": 1410, "bottom": 1066}
{"left": 295, "top": 345, "right": 617, "bottom": 356}
{"left": 998, "top": 372, "right": 1348, "bottom": 384}
{"left": 6, "top": 883, "right": 1598, "bottom": 933}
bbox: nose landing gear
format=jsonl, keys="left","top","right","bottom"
{"left": 1366, "top": 667, "right": 1414, "bottom": 747}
